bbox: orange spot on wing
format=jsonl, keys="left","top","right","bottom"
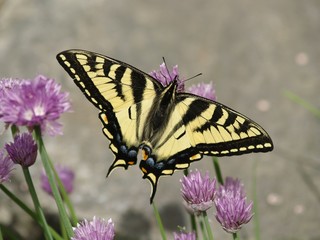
{"left": 141, "top": 149, "right": 148, "bottom": 160}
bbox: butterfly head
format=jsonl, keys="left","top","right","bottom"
{"left": 150, "top": 61, "right": 185, "bottom": 92}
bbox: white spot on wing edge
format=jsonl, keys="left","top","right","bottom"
{"left": 240, "top": 147, "right": 247, "bottom": 151}
{"left": 110, "top": 143, "right": 118, "bottom": 153}
{"left": 64, "top": 61, "right": 71, "bottom": 67}
{"left": 79, "top": 82, "right": 85, "bottom": 88}
{"left": 103, "top": 128, "right": 113, "bottom": 139}
{"left": 100, "top": 113, "right": 108, "bottom": 124}
{"left": 84, "top": 89, "right": 91, "bottom": 96}
{"left": 189, "top": 153, "right": 202, "bottom": 161}
{"left": 91, "top": 97, "right": 98, "bottom": 104}
{"left": 59, "top": 54, "right": 66, "bottom": 61}
{"left": 175, "top": 163, "right": 189, "bottom": 169}
{"left": 264, "top": 143, "right": 272, "bottom": 148}
{"left": 162, "top": 169, "right": 174, "bottom": 175}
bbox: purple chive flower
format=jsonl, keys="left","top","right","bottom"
{"left": 0, "top": 75, "right": 71, "bottom": 136}
{"left": 181, "top": 170, "right": 217, "bottom": 214}
{"left": 0, "top": 78, "right": 26, "bottom": 99}
{"left": 215, "top": 177, "right": 253, "bottom": 233}
{"left": 188, "top": 82, "right": 216, "bottom": 101}
{"left": 173, "top": 231, "right": 196, "bottom": 240}
{"left": 0, "top": 78, "right": 26, "bottom": 119}
{"left": 72, "top": 217, "right": 115, "bottom": 240}
{"left": 5, "top": 133, "right": 37, "bottom": 168}
{"left": 41, "top": 165, "right": 75, "bottom": 195}
{"left": 0, "top": 149, "right": 14, "bottom": 183}
{"left": 150, "top": 62, "right": 185, "bottom": 91}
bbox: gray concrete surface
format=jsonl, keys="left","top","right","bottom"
{"left": 1, "top": 0, "right": 320, "bottom": 239}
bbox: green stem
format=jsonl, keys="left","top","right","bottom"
{"left": 232, "top": 232, "right": 239, "bottom": 240}
{"left": 202, "top": 211, "right": 214, "bottom": 240}
{"left": 284, "top": 91, "right": 320, "bottom": 119}
{"left": 22, "top": 168, "right": 53, "bottom": 240}
{"left": 199, "top": 219, "right": 208, "bottom": 240}
{"left": 34, "top": 127, "right": 73, "bottom": 238}
{"left": 49, "top": 159, "right": 78, "bottom": 226}
{"left": 0, "top": 224, "right": 21, "bottom": 240}
{"left": 252, "top": 159, "right": 260, "bottom": 240}
{"left": 0, "top": 184, "right": 35, "bottom": 218}
{"left": 0, "top": 225, "right": 3, "bottom": 240}
{"left": 60, "top": 220, "right": 67, "bottom": 240}
{"left": 152, "top": 202, "right": 167, "bottom": 240}
{"left": 0, "top": 185, "right": 62, "bottom": 240}
{"left": 190, "top": 213, "right": 198, "bottom": 238}
{"left": 10, "top": 125, "right": 19, "bottom": 136}
{"left": 212, "top": 157, "right": 223, "bottom": 185}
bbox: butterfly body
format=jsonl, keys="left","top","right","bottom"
{"left": 57, "top": 50, "right": 273, "bottom": 203}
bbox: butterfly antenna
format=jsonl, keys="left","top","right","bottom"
{"left": 162, "top": 57, "right": 172, "bottom": 84}
{"left": 183, "top": 72, "right": 203, "bottom": 83}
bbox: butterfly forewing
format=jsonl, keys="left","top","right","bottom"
{"left": 178, "top": 94, "right": 273, "bottom": 155}
{"left": 57, "top": 50, "right": 162, "bottom": 171}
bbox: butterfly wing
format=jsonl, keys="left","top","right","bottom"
{"left": 140, "top": 93, "right": 273, "bottom": 202}
{"left": 176, "top": 93, "right": 274, "bottom": 156}
{"left": 57, "top": 50, "right": 163, "bottom": 173}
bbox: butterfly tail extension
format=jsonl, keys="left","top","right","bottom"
{"left": 140, "top": 145, "right": 186, "bottom": 203}
{"left": 107, "top": 159, "right": 131, "bottom": 177}
{"left": 105, "top": 143, "right": 138, "bottom": 177}
{"left": 139, "top": 145, "right": 159, "bottom": 203}
{"left": 143, "top": 171, "right": 159, "bottom": 204}
{"left": 139, "top": 152, "right": 200, "bottom": 204}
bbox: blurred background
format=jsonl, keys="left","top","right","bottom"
{"left": 1, "top": 0, "right": 320, "bottom": 239}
